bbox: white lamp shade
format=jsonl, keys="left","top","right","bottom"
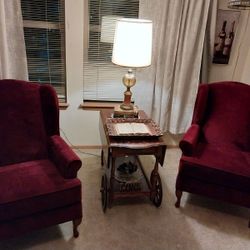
{"left": 101, "top": 15, "right": 122, "bottom": 43}
{"left": 112, "top": 18, "right": 153, "bottom": 68}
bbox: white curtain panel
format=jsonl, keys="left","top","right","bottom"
{"left": 0, "top": 0, "right": 28, "bottom": 80}
{"left": 201, "top": 0, "right": 218, "bottom": 83}
{"left": 138, "top": 0, "right": 213, "bottom": 134}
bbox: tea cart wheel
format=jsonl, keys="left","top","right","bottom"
{"left": 101, "top": 149, "right": 104, "bottom": 166}
{"left": 100, "top": 174, "right": 108, "bottom": 212}
{"left": 150, "top": 172, "right": 162, "bottom": 207}
{"left": 150, "top": 171, "right": 154, "bottom": 185}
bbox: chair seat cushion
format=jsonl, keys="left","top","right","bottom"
{"left": 0, "top": 160, "right": 81, "bottom": 222}
{"left": 180, "top": 143, "right": 250, "bottom": 193}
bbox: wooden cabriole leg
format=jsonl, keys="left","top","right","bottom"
{"left": 101, "top": 149, "right": 104, "bottom": 166}
{"left": 175, "top": 190, "right": 183, "bottom": 208}
{"left": 73, "top": 218, "right": 82, "bottom": 238}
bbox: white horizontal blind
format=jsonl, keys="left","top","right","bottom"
{"left": 83, "top": 0, "right": 139, "bottom": 101}
{"left": 21, "top": 0, "right": 66, "bottom": 102}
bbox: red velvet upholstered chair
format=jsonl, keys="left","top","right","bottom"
{"left": 175, "top": 81, "right": 250, "bottom": 226}
{"left": 0, "top": 79, "right": 82, "bottom": 239}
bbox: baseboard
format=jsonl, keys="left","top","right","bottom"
{"left": 71, "top": 145, "right": 103, "bottom": 149}
{"left": 71, "top": 144, "right": 179, "bottom": 149}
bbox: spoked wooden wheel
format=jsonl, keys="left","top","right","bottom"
{"left": 101, "top": 149, "right": 104, "bottom": 166}
{"left": 100, "top": 174, "right": 108, "bottom": 212}
{"left": 150, "top": 172, "right": 162, "bottom": 207}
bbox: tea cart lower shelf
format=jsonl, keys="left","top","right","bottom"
{"left": 100, "top": 154, "right": 164, "bottom": 212}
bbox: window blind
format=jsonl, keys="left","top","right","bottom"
{"left": 21, "top": 0, "right": 66, "bottom": 102}
{"left": 83, "top": 0, "right": 139, "bottom": 101}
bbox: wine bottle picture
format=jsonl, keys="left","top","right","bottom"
{"left": 213, "top": 10, "right": 240, "bottom": 64}
{"left": 223, "top": 21, "right": 235, "bottom": 60}
{"left": 214, "top": 20, "right": 227, "bottom": 57}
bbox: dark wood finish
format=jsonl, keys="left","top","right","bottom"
{"left": 175, "top": 190, "right": 183, "bottom": 208}
{"left": 73, "top": 218, "right": 82, "bottom": 238}
{"left": 99, "top": 109, "right": 167, "bottom": 209}
{"left": 100, "top": 174, "right": 108, "bottom": 212}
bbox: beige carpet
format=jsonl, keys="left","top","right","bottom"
{"left": 1, "top": 148, "right": 250, "bottom": 250}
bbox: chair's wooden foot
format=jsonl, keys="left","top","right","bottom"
{"left": 101, "top": 149, "right": 104, "bottom": 166}
{"left": 175, "top": 190, "right": 183, "bottom": 208}
{"left": 73, "top": 218, "right": 82, "bottom": 238}
{"left": 248, "top": 219, "right": 250, "bottom": 228}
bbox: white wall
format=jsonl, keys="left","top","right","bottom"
{"left": 60, "top": 0, "right": 101, "bottom": 146}
{"left": 61, "top": 0, "right": 250, "bottom": 146}
{"left": 241, "top": 47, "right": 250, "bottom": 82}
{"left": 209, "top": 0, "right": 250, "bottom": 83}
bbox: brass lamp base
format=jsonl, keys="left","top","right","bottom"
{"left": 120, "top": 89, "right": 133, "bottom": 110}
{"left": 113, "top": 104, "right": 139, "bottom": 118}
{"left": 120, "top": 102, "right": 134, "bottom": 110}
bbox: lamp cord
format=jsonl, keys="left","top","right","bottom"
{"left": 59, "top": 128, "right": 101, "bottom": 158}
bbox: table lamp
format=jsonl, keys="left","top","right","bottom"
{"left": 112, "top": 18, "right": 153, "bottom": 116}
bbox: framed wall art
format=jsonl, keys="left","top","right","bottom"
{"left": 213, "top": 9, "right": 240, "bottom": 64}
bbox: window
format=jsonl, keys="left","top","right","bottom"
{"left": 21, "top": 0, "right": 66, "bottom": 102}
{"left": 83, "top": 0, "right": 139, "bottom": 101}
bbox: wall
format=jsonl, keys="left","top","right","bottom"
{"left": 61, "top": 0, "right": 250, "bottom": 147}
{"left": 241, "top": 43, "right": 250, "bottom": 82}
{"left": 60, "top": 0, "right": 101, "bottom": 146}
{"left": 209, "top": 0, "right": 250, "bottom": 83}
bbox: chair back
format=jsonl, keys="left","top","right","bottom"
{"left": 0, "top": 79, "right": 58, "bottom": 166}
{"left": 194, "top": 82, "right": 250, "bottom": 150}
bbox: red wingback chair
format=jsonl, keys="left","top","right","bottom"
{"left": 175, "top": 81, "right": 250, "bottom": 226}
{"left": 0, "top": 79, "right": 82, "bottom": 239}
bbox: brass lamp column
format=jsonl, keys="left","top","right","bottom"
{"left": 112, "top": 18, "right": 153, "bottom": 114}
{"left": 121, "top": 69, "right": 136, "bottom": 110}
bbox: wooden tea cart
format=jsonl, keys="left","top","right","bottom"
{"left": 99, "top": 110, "right": 166, "bottom": 211}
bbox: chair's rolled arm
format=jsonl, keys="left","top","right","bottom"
{"left": 179, "top": 124, "right": 200, "bottom": 156}
{"left": 48, "top": 135, "right": 82, "bottom": 179}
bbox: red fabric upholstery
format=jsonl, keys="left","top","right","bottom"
{"left": 0, "top": 160, "right": 81, "bottom": 222}
{"left": 176, "top": 81, "right": 250, "bottom": 223}
{"left": 40, "top": 84, "right": 60, "bottom": 136}
{"left": 48, "top": 135, "right": 82, "bottom": 178}
{"left": 192, "top": 83, "right": 209, "bottom": 125}
{"left": 180, "top": 144, "right": 250, "bottom": 193}
{"left": 179, "top": 124, "right": 200, "bottom": 156}
{"left": 202, "top": 82, "right": 250, "bottom": 150}
{"left": 0, "top": 203, "right": 82, "bottom": 239}
{"left": 0, "top": 80, "right": 48, "bottom": 166}
{"left": 0, "top": 79, "right": 82, "bottom": 239}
